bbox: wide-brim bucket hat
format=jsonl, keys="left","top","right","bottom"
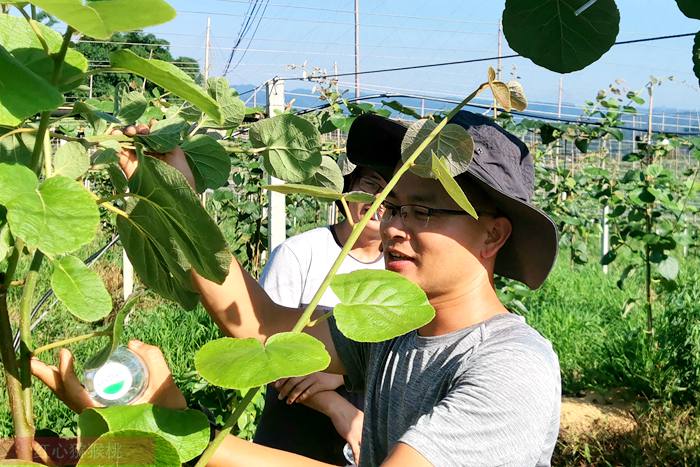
{"left": 345, "top": 111, "right": 558, "bottom": 289}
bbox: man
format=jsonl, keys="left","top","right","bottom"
{"left": 33, "top": 111, "right": 561, "bottom": 466}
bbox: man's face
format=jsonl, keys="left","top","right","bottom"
{"left": 380, "top": 171, "right": 491, "bottom": 298}
{"left": 346, "top": 168, "right": 387, "bottom": 236}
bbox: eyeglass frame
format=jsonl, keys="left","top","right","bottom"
{"left": 380, "top": 200, "right": 501, "bottom": 228}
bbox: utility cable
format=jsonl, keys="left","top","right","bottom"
{"left": 278, "top": 32, "right": 698, "bottom": 81}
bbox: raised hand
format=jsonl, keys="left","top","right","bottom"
{"left": 111, "top": 123, "right": 196, "bottom": 189}
{"left": 31, "top": 340, "right": 187, "bottom": 413}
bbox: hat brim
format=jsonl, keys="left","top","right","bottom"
{"left": 346, "top": 113, "right": 558, "bottom": 290}
{"left": 464, "top": 171, "right": 558, "bottom": 289}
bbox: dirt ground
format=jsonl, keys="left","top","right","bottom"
{"left": 560, "top": 392, "right": 636, "bottom": 440}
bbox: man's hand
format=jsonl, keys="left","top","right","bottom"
{"left": 331, "top": 405, "right": 363, "bottom": 464}
{"left": 31, "top": 340, "right": 187, "bottom": 413}
{"left": 112, "top": 123, "right": 196, "bottom": 189}
{"left": 273, "top": 372, "right": 344, "bottom": 405}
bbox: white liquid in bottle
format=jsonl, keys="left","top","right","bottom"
{"left": 83, "top": 346, "right": 148, "bottom": 406}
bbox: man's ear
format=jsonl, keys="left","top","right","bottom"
{"left": 482, "top": 216, "right": 512, "bottom": 260}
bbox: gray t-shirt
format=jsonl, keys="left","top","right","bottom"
{"left": 329, "top": 313, "right": 561, "bottom": 466}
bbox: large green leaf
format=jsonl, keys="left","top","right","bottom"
{"left": 677, "top": 0, "right": 700, "bottom": 19}
{"left": 0, "top": 164, "right": 99, "bottom": 256}
{"left": 54, "top": 141, "right": 89, "bottom": 179}
{"left": 305, "top": 156, "right": 344, "bottom": 192}
{"left": 195, "top": 333, "right": 331, "bottom": 389}
{"left": 76, "top": 429, "right": 180, "bottom": 466}
{"left": 0, "top": 130, "right": 35, "bottom": 167}
{"left": 110, "top": 50, "right": 221, "bottom": 124}
{"left": 135, "top": 117, "right": 187, "bottom": 153}
{"left": 118, "top": 91, "right": 148, "bottom": 123}
{"left": 116, "top": 204, "right": 200, "bottom": 310}
{"left": 0, "top": 14, "right": 87, "bottom": 91}
{"left": 127, "top": 150, "right": 231, "bottom": 283}
{"left": 203, "top": 77, "right": 245, "bottom": 129}
{"left": 51, "top": 255, "right": 112, "bottom": 322}
{"left": 0, "top": 45, "right": 63, "bottom": 126}
{"left": 181, "top": 134, "right": 230, "bottom": 192}
{"left": 502, "top": 0, "right": 620, "bottom": 73}
{"left": 401, "top": 119, "right": 474, "bottom": 178}
{"left": 249, "top": 113, "right": 322, "bottom": 182}
{"left": 79, "top": 404, "right": 209, "bottom": 463}
{"left": 263, "top": 183, "right": 341, "bottom": 200}
{"left": 431, "top": 154, "right": 477, "bottom": 219}
{"left": 694, "top": 31, "right": 700, "bottom": 87}
{"left": 331, "top": 269, "right": 436, "bottom": 342}
{"left": 29, "top": 0, "right": 176, "bottom": 40}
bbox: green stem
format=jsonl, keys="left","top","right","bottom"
{"left": 99, "top": 201, "right": 130, "bottom": 219}
{"left": 0, "top": 127, "right": 37, "bottom": 142}
{"left": 29, "top": 113, "right": 51, "bottom": 175}
{"left": 339, "top": 197, "right": 354, "bottom": 226}
{"left": 291, "top": 83, "right": 488, "bottom": 333}
{"left": 33, "top": 331, "right": 110, "bottom": 356}
{"left": 29, "top": 25, "right": 75, "bottom": 175}
{"left": 194, "top": 387, "right": 260, "bottom": 467}
{"left": 17, "top": 7, "right": 49, "bottom": 54}
{"left": 2, "top": 239, "right": 24, "bottom": 292}
{"left": 0, "top": 290, "right": 33, "bottom": 460}
{"left": 17, "top": 250, "right": 44, "bottom": 431}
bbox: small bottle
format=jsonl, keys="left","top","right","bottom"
{"left": 343, "top": 442, "right": 356, "bottom": 466}
{"left": 83, "top": 346, "right": 148, "bottom": 406}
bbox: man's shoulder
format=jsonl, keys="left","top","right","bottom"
{"left": 279, "top": 226, "right": 332, "bottom": 248}
{"left": 475, "top": 313, "right": 560, "bottom": 373}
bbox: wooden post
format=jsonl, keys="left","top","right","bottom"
{"left": 266, "top": 79, "right": 286, "bottom": 252}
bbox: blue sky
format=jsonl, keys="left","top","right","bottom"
{"left": 143, "top": 0, "right": 699, "bottom": 118}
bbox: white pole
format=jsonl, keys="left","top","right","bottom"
{"left": 601, "top": 205, "right": 610, "bottom": 274}
{"left": 266, "top": 79, "right": 287, "bottom": 251}
{"left": 354, "top": 0, "right": 360, "bottom": 99}
{"left": 204, "top": 17, "right": 211, "bottom": 84}
{"left": 557, "top": 77, "right": 563, "bottom": 120}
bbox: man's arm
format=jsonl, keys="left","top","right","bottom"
{"left": 117, "top": 141, "right": 346, "bottom": 374}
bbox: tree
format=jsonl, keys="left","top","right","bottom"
{"left": 71, "top": 31, "right": 201, "bottom": 98}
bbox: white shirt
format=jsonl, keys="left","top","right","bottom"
{"left": 260, "top": 226, "right": 385, "bottom": 308}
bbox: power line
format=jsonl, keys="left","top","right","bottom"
{"left": 223, "top": 0, "right": 265, "bottom": 74}
{"left": 211, "top": 0, "right": 497, "bottom": 25}
{"left": 230, "top": 0, "right": 270, "bottom": 72}
{"left": 278, "top": 32, "right": 698, "bottom": 81}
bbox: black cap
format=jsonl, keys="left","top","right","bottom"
{"left": 345, "top": 111, "right": 558, "bottom": 289}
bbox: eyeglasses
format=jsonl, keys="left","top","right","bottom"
{"left": 353, "top": 177, "right": 385, "bottom": 195}
{"left": 380, "top": 201, "right": 499, "bottom": 229}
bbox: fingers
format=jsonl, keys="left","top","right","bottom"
{"left": 30, "top": 358, "right": 61, "bottom": 393}
{"left": 58, "top": 349, "right": 96, "bottom": 413}
{"left": 285, "top": 377, "right": 315, "bottom": 405}
{"left": 275, "top": 376, "right": 304, "bottom": 401}
{"left": 122, "top": 124, "right": 150, "bottom": 137}
{"left": 128, "top": 340, "right": 187, "bottom": 410}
